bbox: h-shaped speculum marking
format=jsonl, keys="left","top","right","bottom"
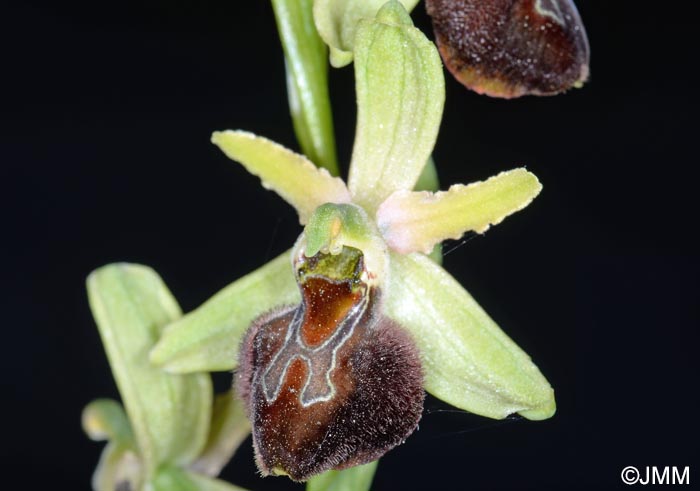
{"left": 261, "top": 293, "right": 369, "bottom": 407}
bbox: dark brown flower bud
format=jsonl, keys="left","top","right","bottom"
{"left": 426, "top": 0, "right": 590, "bottom": 98}
{"left": 236, "top": 247, "right": 424, "bottom": 482}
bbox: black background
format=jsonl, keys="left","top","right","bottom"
{"left": 2, "top": 1, "right": 698, "bottom": 490}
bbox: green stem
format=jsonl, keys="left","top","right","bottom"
{"left": 272, "top": 0, "right": 339, "bottom": 176}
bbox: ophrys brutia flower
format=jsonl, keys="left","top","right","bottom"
{"left": 150, "top": 1, "right": 555, "bottom": 482}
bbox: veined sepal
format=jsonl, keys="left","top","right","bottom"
{"left": 348, "top": 1, "right": 445, "bottom": 212}
{"left": 385, "top": 252, "right": 555, "bottom": 421}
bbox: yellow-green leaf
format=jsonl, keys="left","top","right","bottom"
{"left": 150, "top": 251, "right": 300, "bottom": 373}
{"left": 385, "top": 252, "right": 556, "bottom": 420}
{"left": 212, "top": 130, "right": 350, "bottom": 224}
{"left": 87, "top": 264, "right": 212, "bottom": 474}
{"left": 377, "top": 168, "right": 542, "bottom": 254}
{"left": 347, "top": 1, "right": 445, "bottom": 212}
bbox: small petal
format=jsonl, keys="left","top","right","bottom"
{"left": 306, "top": 461, "right": 378, "bottom": 491}
{"left": 87, "top": 264, "right": 212, "bottom": 473}
{"left": 189, "top": 390, "right": 251, "bottom": 478}
{"left": 312, "top": 0, "right": 420, "bottom": 67}
{"left": 348, "top": 1, "right": 445, "bottom": 212}
{"left": 237, "top": 247, "right": 423, "bottom": 481}
{"left": 426, "top": 0, "right": 590, "bottom": 98}
{"left": 377, "top": 168, "right": 542, "bottom": 254}
{"left": 150, "top": 251, "right": 300, "bottom": 373}
{"left": 211, "top": 131, "right": 351, "bottom": 224}
{"left": 385, "top": 252, "right": 556, "bottom": 420}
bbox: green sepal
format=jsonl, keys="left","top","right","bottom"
{"left": 272, "top": 0, "right": 339, "bottom": 175}
{"left": 306, "top": 461, "right": 378, "bottom": 491}
{"left": 385, "top": 252, "right": 556, "bottom": 420}
{"left": 87, "top": 264, "right": 212, "bottom": 474}
{"left": 313, "top": 0, "right": 420, "bottom": 67}
{"left": 189, "top": 390, "right": 251, "bottom": 477}
{"left": 150, "top": 251, "right": 300, "bottom": 373}
{"left": 347, "top": 1, "right": 445, "bottom": 212}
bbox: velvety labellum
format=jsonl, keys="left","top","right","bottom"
{"left": 237, "top": 247, "right": 423, "bottom": 481}
{"left": 426, "top": 0, "right": 590, "bottom": 98}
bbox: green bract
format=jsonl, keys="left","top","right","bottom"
{"left": 151, "top": 1, "right": 555, "bottom": 422}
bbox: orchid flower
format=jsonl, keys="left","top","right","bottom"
{"left": 148, "top": 1, "right": 554, "bottom": 482}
